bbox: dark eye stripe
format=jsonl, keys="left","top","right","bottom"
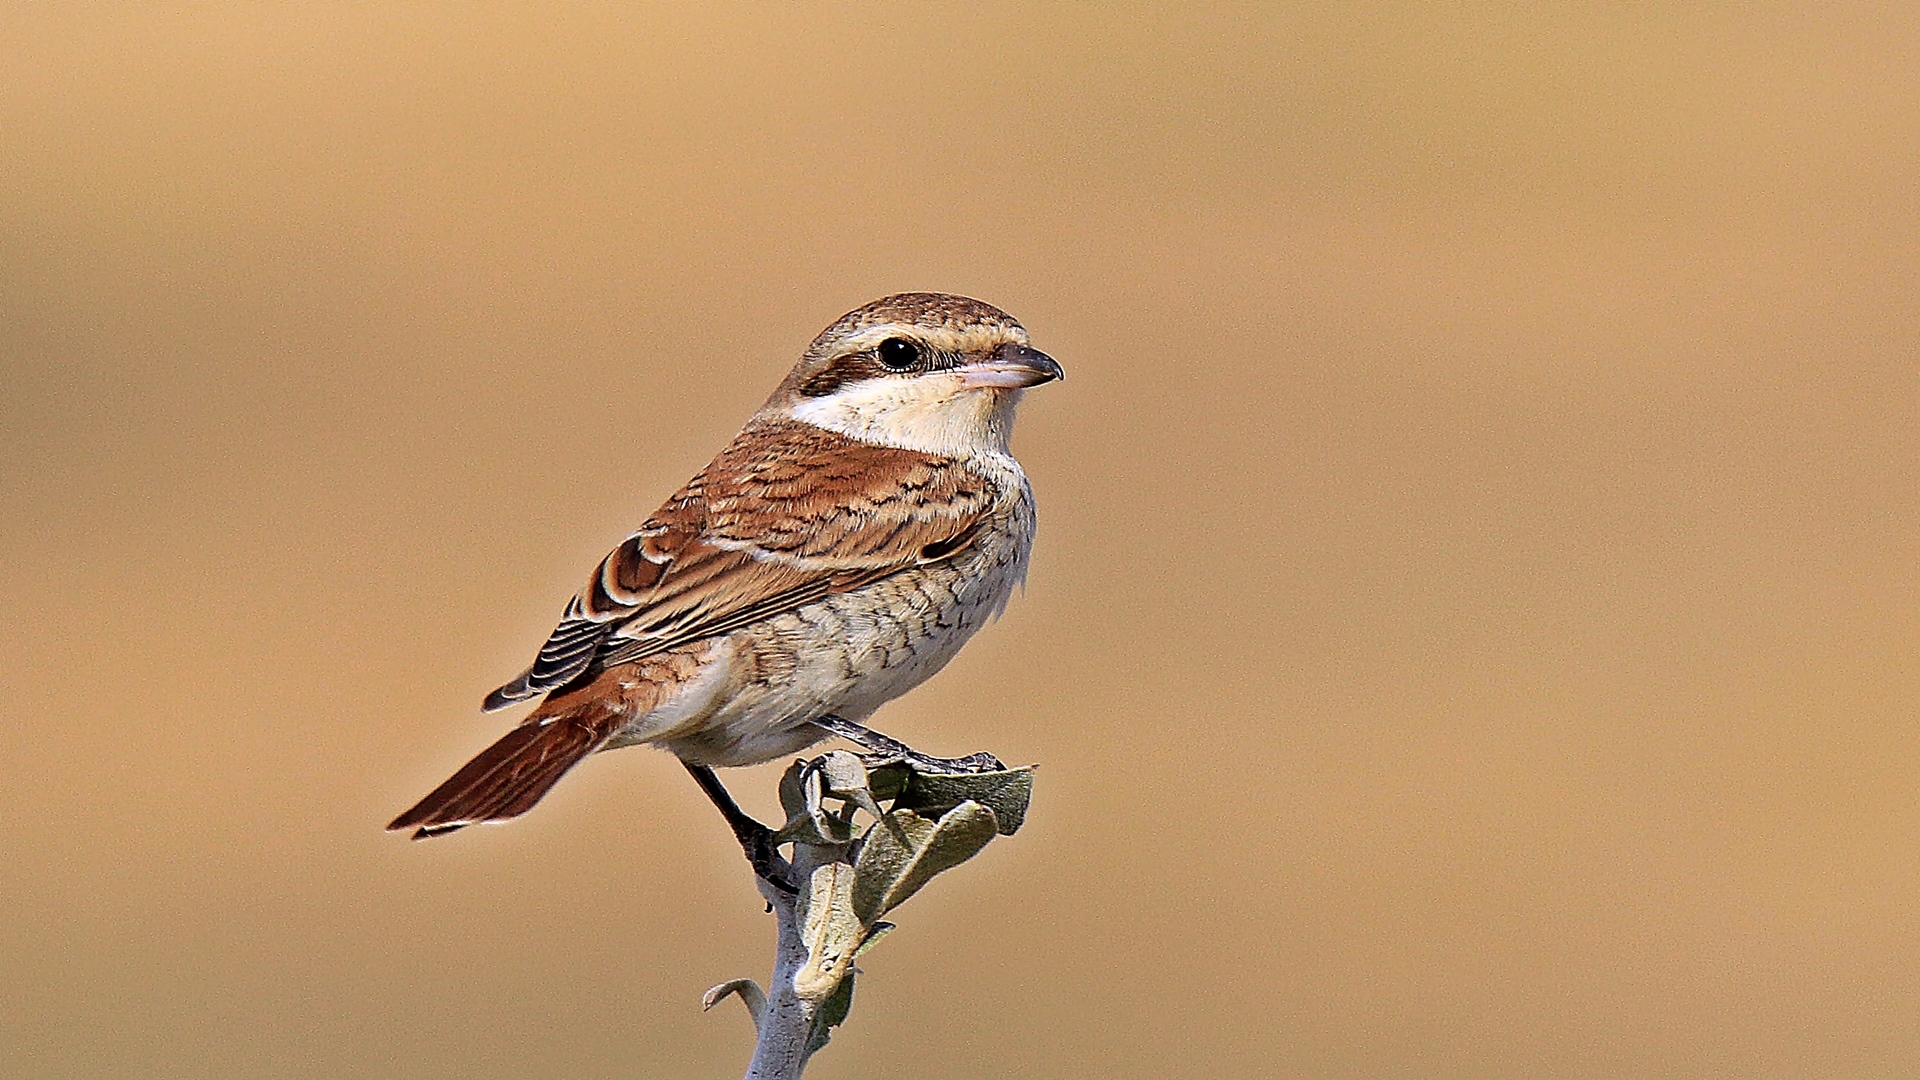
{"left": 799, "top": 339, "right": 946, "bottom": 397}
{"left": 799, "top": 354, "right": 883, "bottom": 397}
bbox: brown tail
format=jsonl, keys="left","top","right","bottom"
{"left": 388, "top": 715, "right": 608, "bottom": 839}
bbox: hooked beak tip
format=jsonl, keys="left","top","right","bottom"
{"left": 957, "top": 342, "right": 1063, "bottom": 389}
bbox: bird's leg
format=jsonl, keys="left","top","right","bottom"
{"left": 813, "top": 714, "right": 1005, "bottom": 774}
{"left": 681, "top": 761, "right": 797, "bottom": 895}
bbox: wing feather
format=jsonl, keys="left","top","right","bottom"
{"left": 482, "top": 420, "right": 994, "bottom": 710}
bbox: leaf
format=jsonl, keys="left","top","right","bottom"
{"left": 773, "top": 808, "right": 853, "bottom": 846}
{"left": 793, "top": 861, "right": 862, "bottom": 1003}
{"left": 778, "top": 759, "right": 809, "bottom": 821}
{"left": 774, "top": 760, "right": 854, "bottom": 845}
{"left": 865, "top": 762, "right": 911, "bottom": 803}
{"left": 814, "top": 751, "right": 885, "bottom": 820}
{"left": 853, "top": 921, "right": 895, "bottom": 959}
{"left": 700, "top": 979, "right": 765, "bottom": 1033}
{"left": 895, "top": 766, "right": 1034, "bottom": 835}
{"left": 852, "top": 801, "right": 1000, "bottom": 925}
{"left": 804, "top": 970, "right": 855, "bottom": 1057}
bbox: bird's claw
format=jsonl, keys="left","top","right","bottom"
{"left": 852, "top": 747, "right": 1005, "bottom": 775}
{"left": 813, "top": 714, "right": 1006, "bottom": 775}
{"left": 922, "top": 750, "right": 1006, "bottom": 774}
{"left": 742, "top": 823, "right": 799, "bottom": 895}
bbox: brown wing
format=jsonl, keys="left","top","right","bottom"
{"left": 482, "top": 419, "right": 995, "bottom": 710}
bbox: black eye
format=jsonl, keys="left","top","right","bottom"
{"left": 877, "top": 337, "right": 921, "bottom": 371}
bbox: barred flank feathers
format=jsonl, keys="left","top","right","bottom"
{"left": 387, "top": 716, "right": 607, "bottom": 839}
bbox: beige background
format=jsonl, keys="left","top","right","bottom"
{"left": 4, "top": 5, "right": 1916, "bottom": 1078}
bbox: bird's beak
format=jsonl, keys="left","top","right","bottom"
{"left": 954, "top": 342, "right": 1065, "bottom": 389}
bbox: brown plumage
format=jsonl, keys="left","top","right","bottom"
{"left": 387, "top": 716, "right": 606, "bottom": 838}
{"left": 481, "top": 419, "right": 994, "bottom": 711}
{"left": 389, "top": 293, "right": 1061, "bottom": 839}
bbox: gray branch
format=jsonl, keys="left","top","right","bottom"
{"left": 702, "top": 752, "right": 1034, "bottom": 1080}
{"left": 743, "top": 841, "right": 841, "bottom": 1080}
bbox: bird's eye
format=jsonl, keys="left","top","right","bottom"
{"left": 877, "top": 337, "right": 921, "bottom": 372}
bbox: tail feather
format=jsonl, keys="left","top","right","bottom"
{"left": 389, "top": 716, "right": 607, "bottom": 839}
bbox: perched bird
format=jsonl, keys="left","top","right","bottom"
{"left": 389, "top": 293, "right": 1061, "bottom": 845}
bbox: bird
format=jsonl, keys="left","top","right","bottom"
{"left": 388, "top": 292, "right": 1062, "bottom": 853}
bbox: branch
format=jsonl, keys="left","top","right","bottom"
{"left": 704, "top": 752, "right": 1034, "bottom": 1079}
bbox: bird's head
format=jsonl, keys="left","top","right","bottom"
{"left": 767, "top": 293, "right": 1062, "bottom": 456}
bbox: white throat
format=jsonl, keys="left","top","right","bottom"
{"left": 786, "top": 376, "right": 1021, "bottom": 457}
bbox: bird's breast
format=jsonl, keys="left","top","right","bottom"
{"left": 652, "top": 461, "right": 1034, "bottom": 766}
{"left": 772, "top": 480, "right": 1032, "bottom": 704}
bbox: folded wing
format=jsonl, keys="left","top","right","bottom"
{"left": 483, "top": 419, "right": 995, "bottom": 711}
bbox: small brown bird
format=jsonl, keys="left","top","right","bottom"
{"left": 389, "top": 293, "right": 1061, "bottom": 846}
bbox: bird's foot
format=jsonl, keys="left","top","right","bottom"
{"left": 888, "top": 749, "right": 1006, "bottom": 774}
{"left": 739, "top": 820, "right": 799, "bottom": 896}
{"left": 813, "top": 715, "right": 1006, "bottom": 775}
{"left": 683, "top": 761, "right": 797, "bottom": 894}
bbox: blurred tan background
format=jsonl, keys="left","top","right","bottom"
{"left": 4, "top": 4, "right": 1916, "bottom": 1078}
